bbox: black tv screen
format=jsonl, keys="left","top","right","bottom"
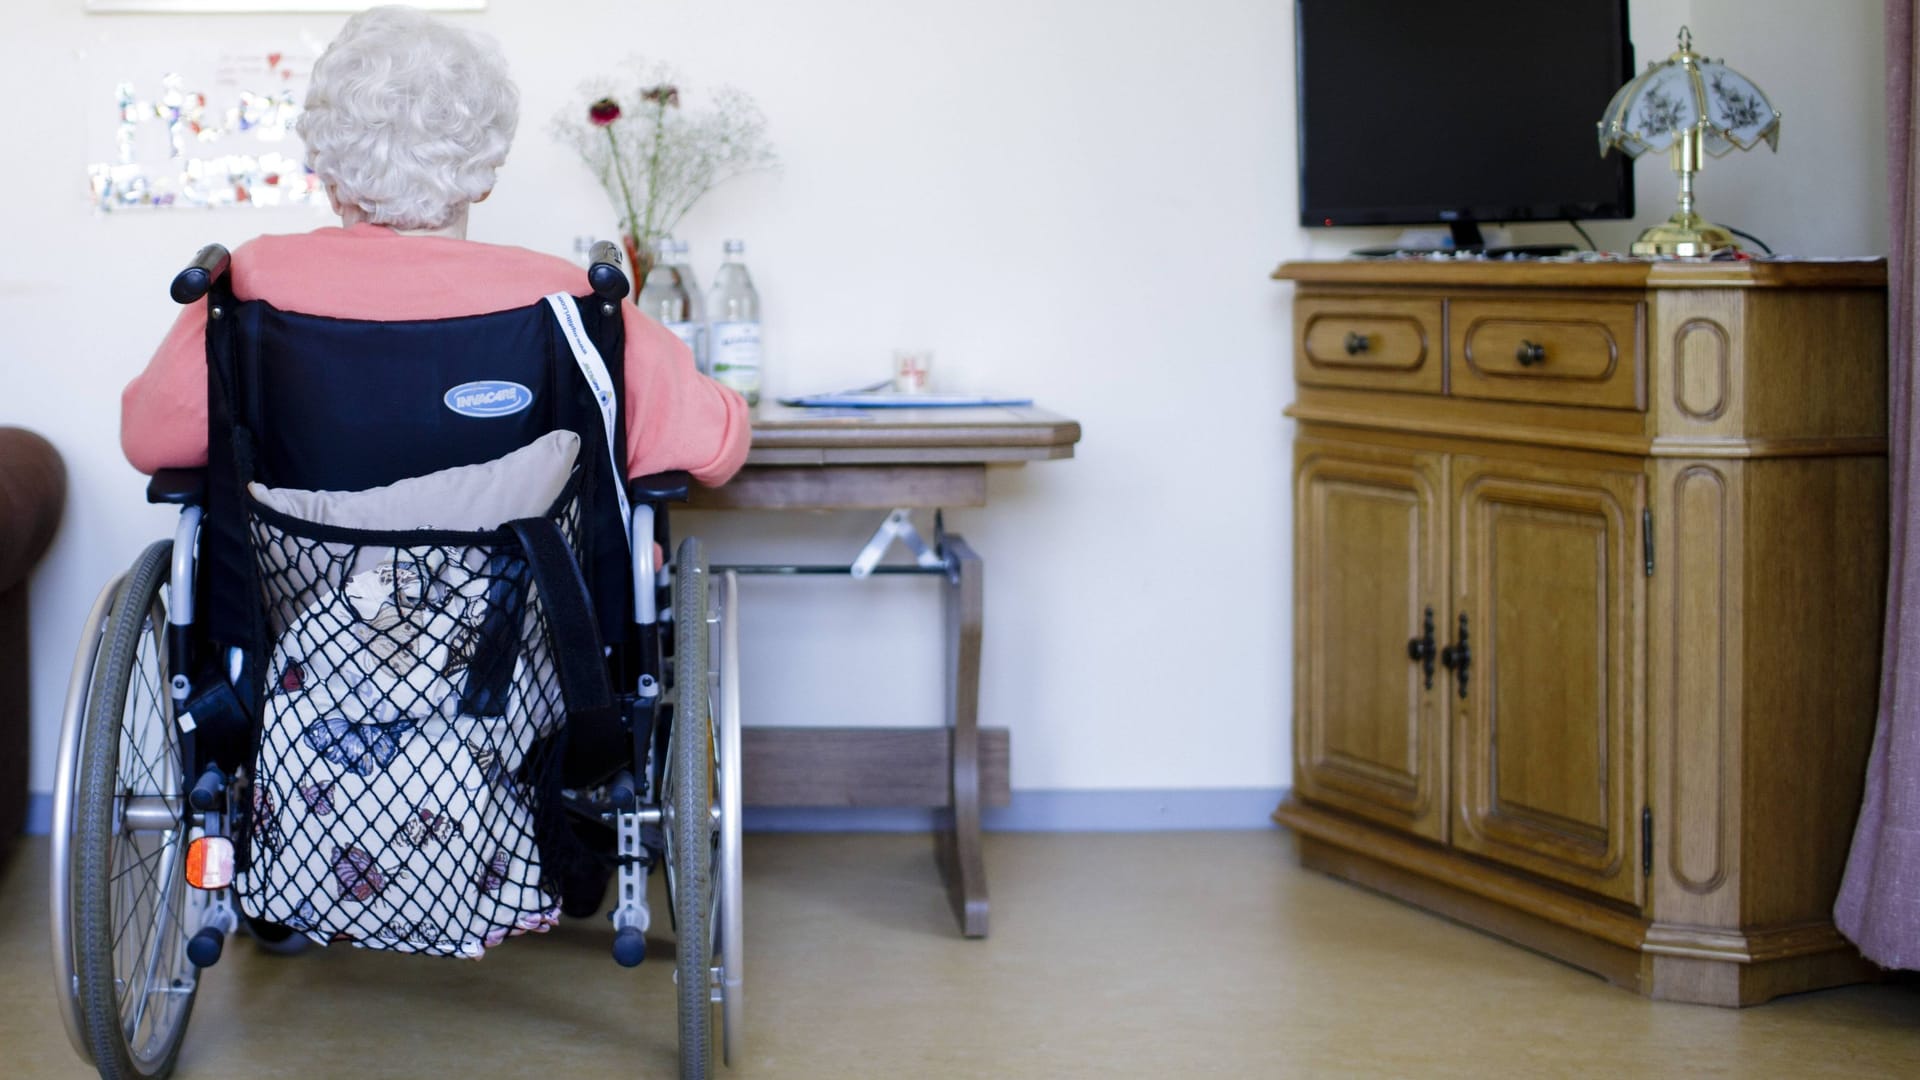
{"left": 1297, "top": 0, "right": 1634, "bottom": 236}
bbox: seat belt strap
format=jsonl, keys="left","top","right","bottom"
{"left": 543, "top": 292, "right": 633, "bottom": 553}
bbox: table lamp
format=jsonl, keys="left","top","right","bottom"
{"left": 1596, "top": 26, "right": 1781, "bottom": 256}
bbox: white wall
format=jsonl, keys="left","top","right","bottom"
{"left": 0, "top": 0, "right": 1886, "bottom": 811}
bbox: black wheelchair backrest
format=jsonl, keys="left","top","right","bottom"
{"left": 194, "top": 273, "right": 633, "bottom": 650}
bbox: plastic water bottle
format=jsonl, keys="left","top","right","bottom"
{"left": 670, "top": 239, "right": 709, "bottom": 376}
{"left": 708, "top": 239, "right": 762, "bottom": 405}
{"left": 637, "top": 237, "right": 699, "bottom": 362}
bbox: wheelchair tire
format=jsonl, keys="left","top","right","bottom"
{"left": 712, "top": 570, "right": 745, "bottom": 1067}
{"left": 50, "top": 573, "right": 124, "bottom": 1066}
{"left": 666, "top": 537, "right": 715, "bottom": 1079}
{"left": 72, "top": 541, "right": 203, "bottom": 1080}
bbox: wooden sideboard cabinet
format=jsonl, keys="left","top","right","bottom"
{"left": 1271, "top": 258, "right": 1890, "bottom": 1006}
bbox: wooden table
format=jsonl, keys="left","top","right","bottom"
{"left": 689, "top": 404, "right": 1081, "bottom": 937}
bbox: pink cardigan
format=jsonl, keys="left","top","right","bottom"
{"left": 122, "top": 223, "right": 752, "bottom": 487}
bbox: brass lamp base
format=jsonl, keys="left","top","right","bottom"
{"left": 1631, "top": 212, "right": 1738, "bottom": 257}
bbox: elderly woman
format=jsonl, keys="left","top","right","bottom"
{"left": 121, "top": 5, "right": 749, "bottom": 487}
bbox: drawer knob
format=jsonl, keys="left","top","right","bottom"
{"left": 1344, "top": 331, "right": 1371, "bottom": 356}
{"left": 1516, "top": 340, "right": 1547, "bottom": 367}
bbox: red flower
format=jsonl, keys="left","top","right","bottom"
{"left": 589, "top": 98, "right": 621, "bottom": 126}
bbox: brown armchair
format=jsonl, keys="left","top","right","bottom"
{"left": 0, "top": 428, "right": 66, "bottom": 853}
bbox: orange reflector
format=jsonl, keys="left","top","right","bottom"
{"left": 186, "top": 835, "right": 235, "bottom": 890}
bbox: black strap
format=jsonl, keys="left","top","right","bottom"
{"left": 507, "top": 518, "right": 616, "bottom": 731}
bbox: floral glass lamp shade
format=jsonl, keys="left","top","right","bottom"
{"left": 1596, "top": 26, "right": 1781, "bottom": 256}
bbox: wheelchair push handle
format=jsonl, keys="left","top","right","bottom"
{"left": 587, "top": 240, "right": 630, "bottom": 303}
{"left": 171, "top": 243, "right": 231, "bottom": 305}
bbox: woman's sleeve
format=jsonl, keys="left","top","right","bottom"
{"left": 620, "top": 302, "right": 752, "bottom": 486}
{"left": 121, "top": 299, "right": 212, "bottom": 475}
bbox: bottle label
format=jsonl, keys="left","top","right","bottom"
{"left": 712, "top": 320, "right": 762, "bottom": 393}
{"left": 666, "top": 321, "right": 700, "bottom": 360}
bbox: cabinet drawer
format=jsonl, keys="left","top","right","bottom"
{"left": 1296, "top": 297, "right": 1443, "bottom": 395}
{"left": 1449, "top": 299, "right": 1643, "bottom": 410}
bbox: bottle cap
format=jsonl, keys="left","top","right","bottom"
{"left": 653, "top": 236, "right": 676, "bottom": 258}
{"left": 723, "top": 239, "right": 745, "bottom": 254}
{"left": 673, "top": 239, "right": 691, "bottom": 255}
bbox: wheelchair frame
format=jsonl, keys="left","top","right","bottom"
{"left": 48, "top": 242, "right": 743, "bottom": 1080}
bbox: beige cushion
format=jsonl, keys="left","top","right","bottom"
{"left": 249, "top": 430, "right": 580, "bottom": 532}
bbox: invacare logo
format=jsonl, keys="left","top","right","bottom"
{"left": 444, "top": 380, "right": 533, "bottom": 418}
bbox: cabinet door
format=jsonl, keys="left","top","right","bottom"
{"left": 1450, "top": 456, "right": 1645, "bottom": 904}
{"left": 1295, "top": 438, "right": 1448, "bottom": 841}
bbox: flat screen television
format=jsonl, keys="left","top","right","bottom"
{"left": 1296, "top": 0, "right": 1634, "bottom": 251}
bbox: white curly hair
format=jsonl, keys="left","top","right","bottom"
{"left": 296, "top": 5, "right": 519, "bottom": 230}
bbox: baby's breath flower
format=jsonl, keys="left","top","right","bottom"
{"left": 553, "top": 61, "right": 777, "bottom": 270}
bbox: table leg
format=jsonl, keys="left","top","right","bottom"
{"left": 937, "top": 532, "right": 989, "bottom": 938}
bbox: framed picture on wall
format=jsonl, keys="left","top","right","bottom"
{"left": 87, "top": 1, "right": 484, "bottom": 11}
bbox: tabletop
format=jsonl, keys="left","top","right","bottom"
{"left": 740, "top": 404, "right": 1082, "bottom": 465}
{"left": 686, "top": 403, "right": 1081, "bottom": 511}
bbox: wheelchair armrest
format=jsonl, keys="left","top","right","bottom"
{"left": 146, "top": 468, "right": 207, "bottom": 506}
{"left": 587, "top": 240, "right": 630, "bottom": 303}
{"left": 171, "top": 244, "right": 231, "bottom": 305}
{"left": 628, "top": 471, "right": 691, "bottom": 505}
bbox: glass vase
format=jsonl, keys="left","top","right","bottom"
{"left": 621, "top": 234, "right": 655, "bottom": 287}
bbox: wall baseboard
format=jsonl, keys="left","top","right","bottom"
{"left": 24, "top": 788, "right": 1289, "bottom": 837}
{"left": 751, "top": 787, "right": 1290, "bottom": 832}
{"left": 25, "top": 793, "right": 50, "bottom": 836}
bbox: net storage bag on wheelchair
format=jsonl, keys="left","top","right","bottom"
{"left": 234, "top": 466, "right": 595, "bottom": 957}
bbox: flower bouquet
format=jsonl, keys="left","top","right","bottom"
{"left": 553, "top": 61, "right": 777, "bottom": 281}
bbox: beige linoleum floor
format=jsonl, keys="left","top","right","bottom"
{"left": 4, "top": 831, "right": 1918, "bottom": 1079}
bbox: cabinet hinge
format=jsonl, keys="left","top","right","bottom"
{"left": 1641, "top": 806, "right": 1653, "bottom": 877}
{"left": 1642, "top": 509, "right": 1655, "bottom": 577}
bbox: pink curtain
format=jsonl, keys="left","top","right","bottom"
{"left": 1836, "top": 0, "right": 1920, "bottom": 970}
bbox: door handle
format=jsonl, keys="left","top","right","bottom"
{"left": 1440, "top": 612, "right": 1471, "bottom": 700}
{"left": 1406, "top": 606, "right": 1436, "bottom": 690}
{"left": 1344, "top": 331, "right": 1371, "bottom": 356}
{"left": 1515, "top": 340, "right": 1547, "bottom": 367}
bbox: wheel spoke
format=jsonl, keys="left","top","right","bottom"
{"left": 124, "top": 840, "right": 183, "bottom": 1051}
{"left": 120, "top": 829, "right": 186, "bottom": 1058}
{"left": 115, "top": 841, "right": 164, "bottom": 991}
{"left": 119, "top": 641, "right": 174, "bottom": 804}
{"left": 111, "top": 838, "right": 165, "bottom": 953}
{"left": 107, "top": 837, "right": 168, "bottom": 888}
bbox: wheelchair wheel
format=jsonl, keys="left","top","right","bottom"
{"left": 50, "top": 573, "right": 125, "bottom": 1065}
{"left": 71, "top": 541, "right": 203, "bottom": 1079}
{"left": 665, "top": 537, "right": 715, "bottom": 1080}
{"left": 711, "top": 570, "right": 745, "bottom": 1067}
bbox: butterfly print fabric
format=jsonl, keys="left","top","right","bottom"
{"left": 250, "top": 784, "right": 283, "bottom": 854}
{"left": 332, "top": 845, "right": 392, "bottom": 903}
{"left": 399, "top": 808, "right": 463, "bottom": 847}
{"left": 300, "top": 715, "right": 414, "bottom": 778}
{"left": 295, "top": 780, "right": 335, "bottom": 815}
{"left": 236, "top": 529, "right": 566, "bottom": 958}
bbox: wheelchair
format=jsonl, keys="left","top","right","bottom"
{"left": 48, "top": 242, "right": 744, "bottom": 1080}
